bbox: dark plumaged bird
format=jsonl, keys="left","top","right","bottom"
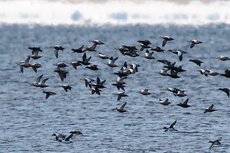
{"left": 218, "top": 88, "right": 230, "bottom": 97}
{"left": 79, "top": 53, "right": 91, "bottom": 65}
{"left": 161, "top": 36, "right": 174, "bottom": 47}
{"left": 163, "top": 120, "right": 177, "bottom": 132}
{"left": 204, "top": 104, "right": 216, "bottom": 113}
{"left": 189, "top": 59, "right": 203, "bottom": 67}
{"left": 30, "top": 48, "right": 42, "bottom": 60}
{"left": 168, "top": 49, "right": 186, "bottom": 61}
{"left": 55, "top": 62, "right": 68, "bottom": 68}
{"left": 98, "top": 52, "right": 109, "bottom": 59}
{"left": 51, "top": 45, "right": 64, "bottom": 58}
{"left": 139, "top": 89, "right": 151, "bottom": 95}
{"left": 107, "top": 56, "right": 119, "bottom": 67}
{"left": 31, "top": 74, "right": 49, "bottom": 88}
{"left": 217, "top": 55, "right": 230, "bottom": 61}
{"left": 114, "top": 92, "right": 128, "bottom": 101}
{"left": 138, "top": 40, "right": 151, "bottom": 51}
{"left": 54, "top": 67, "right": 68, "bottom": 81}
{"left": 209, "top": 137, "right": 222, "bottom": 149}
{"left": 31, "top": 63, "right": 41, "bottom": 73}
{"left": 177, "top": 98, "right": 191, "bottom": 108}
{"left": 61, "top": 84, "right": 72, "bottom": 92}
{"left": 17, "top": 56, "right": 31, "bottom": 73}
{"left": 69, "top": 61, "right": 82, "bottom": 69}
{"left": 159, "top": 98, "right": 171, "bottom": 105}
{"left": 220, "top": 69, "right": 230, "bottom": 78}
{"left": 188, "top": 39, "right": 202, "bottom": 48}
{"left": 86, "top": 64, "right": 100, "bottom": 71}
{"left": 43, "top": 91, "right": 56, "bottom": 99}
{"left": 144, "top": 50, "right": 155, "bottom": 59}
{"left": 116, "top": 102, "right": 127, "bottom": 113}
{"left": 72, "top": 45, "right": 85, "bottom": 53}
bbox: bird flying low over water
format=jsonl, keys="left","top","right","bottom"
{"left": 107, "top": 56, "right": 119, "bottom": 67}
{"left": 72, "top": 45, "right": 85, "bottom": 53}
{"left": 209, "top": 137, "right": 222, "bottom": 149}
{"left": 30, "top": 47, "right": 42, "bottom": 60}
{"left": 144, "top": 50, "right": 155, "bottom": 59}
{"left": 177, "top": 98, "right": 191, "bottom": 108}
{"left": 189, "top": 59, "right": 203, "bottom": 67}
{"left": 51, "top": 45, "right": 64, "bottom": 58}
{"left": 188, "top": 39, "right": 202, "bottom": 48}
{"left": 17, "top": 56, "right": 31, "bottom": 73}
{"left": 31, "top": 74, "right": 49, "bottom": 88}
{"left": 204, "top": 104, "right": 216, "bottom": 113}
{"left": 114, "top": 92, "right": 128, "bottom": 101}
{"left": 168, "top": 49, "right": 186, "bottom": 61}
{"left": 98, "top": 52, "right": 109, "bottom": 59}
{"left": 220, "top": 69, "right": 230, "bottom": 78}
{"left": 159, "top": 98, "right": 171, "bottom": 105}
{"left": 52, "top": 131, "right": 82, "bottom": 143}
{"left": 116, "top": 102, "right": 127, "bottom": 113}
{"left": 79, "top": 53, "right": 91, "bottom": 65}
{"left": 217, "top": 55, "right": 230, "bottom": 61}
{"left": 30, "top": 63, "right": 41, "bottom": 73}
{"left": 43, "top": 91, "right": 56, "bottom": 99}
{"left": 61, "top": 84, "right": 72, "bottom": 92}
{"left": 163, "top": 120, "right": 177, "bottom": 132}
{"left": 161, "top": 36, "right": 174, "bottom": 47}
{"left": 139, "top": 89, "right": 151, "bottom": 95}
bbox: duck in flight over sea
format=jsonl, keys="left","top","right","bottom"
{"left": 188, "top": 39, "right": 202, "bottom": 48}
{"left": 107, "top": 56, "right": 119, "bottom": 67}
{"left": 17, "top": 56, "right": 31, "bottom": 73}
{"left": 72, "top": 45, "right": 85, "bottom": 53}
{"left": 31, "top": 74, "right": 49, "bottom": 88}
{"left": 43, "top": 91, "right": 56, "bottom": 99}
{"left": 52, "top": 131, "right": 82, "bottom": 143}
{"left": 139, "top": 89, "right": 151, "bottom": 95}
{"left": 51, "top": 45, "right": 64, "bottom": 58}
{"left": 217, "top": 55, "right": 230, "bottom": 61}
{"left": 204, "top": 104, "right": 216, "bottom": 113}
{"left": 116, "top": 102, "right": 127, "bottom": 113}
{"left": 177, "top": 98, "right": 191, "bottom": 108}
{"left": 209, "top": 137, "right": 222, "bottom": 149}
{"left": 159, "top": 98, "right": 171, "bottom": 105}
{"left": 189, "top": 59, "right": 203, "bottom": 67}
{"left": 161, "top": 36, "right": 174, "bottom": 47}
{"left": 144, "top": 50, "right": 155, "bottom": 59}
{"left": 98, "top": 52, "right": 109, "bottom": 59}
{"left": 114, "top": 91, "right": 128, "bottom": 101}
{"left": 163, "top": 120, "right": 177, "bottom": 132}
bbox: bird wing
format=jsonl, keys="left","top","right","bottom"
{"left": 190, "top": 43, "right": 195, "bottom": 48}
{"left": 120, "top": 102, "right": 127, "bottom": 110}
{"left": 25, "top": 56, "right": 30, "bottom": 63}
{"left": 162, "top": 39, "right": 167, "bottom": 47}
{"left": 36, "top": 74, "right": 43, "bottom": 83}
{"left": 54, "top": 50, "right": 58, "bottom": 58}
{"left": 183, "top": 98, "right": 189, "bottom": 105}
{"left": 41, "top": 78, "right": 49, "bottom": 84}
{"left": 65, "top": 133, "right": 73, "bottom": 141}
{"left": 170, "top": 120, "right": 177, "bottom": 128}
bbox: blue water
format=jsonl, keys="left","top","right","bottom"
{"left": 1, "top": 24, "right": 230, "bottom": 152}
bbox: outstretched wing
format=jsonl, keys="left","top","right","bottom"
{"left": 120, "top": 102, "right": 127, "bottom": 110}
